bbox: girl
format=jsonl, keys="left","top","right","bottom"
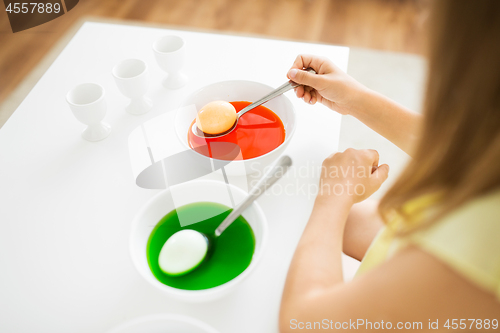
{"left": 280, "top": 0, "right": 500, "bottom": 331}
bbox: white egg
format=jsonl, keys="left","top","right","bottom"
{"left": 158, "top": 229, "right": 208, "bottom": 276}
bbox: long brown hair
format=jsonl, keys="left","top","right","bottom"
{"left": 379, "top": 0, "right": 500, "bottom": 229}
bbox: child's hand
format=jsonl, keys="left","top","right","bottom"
{"left": 287, "top": 54, "right": 366, "bottom": 115}
{"left": 317, "top": 148, "right": 390, "bottom": 205}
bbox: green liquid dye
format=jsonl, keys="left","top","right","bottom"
{"left": 146, "top": 202, "right": 256, "bottom": 290}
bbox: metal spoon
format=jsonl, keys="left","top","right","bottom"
{"left": 192, "top": 69, "right": 316, "bottom": 138}
{"left": 158, "top": 155, "right": 292, "bottom": 276}
{"left": 214, "top": 154, "right": 292, "bottom": 236}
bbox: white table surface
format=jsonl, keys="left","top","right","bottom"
{"left": 0, "top": 22, "right": 355, "bottom": 333}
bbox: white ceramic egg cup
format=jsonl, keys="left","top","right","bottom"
{"left": 152, "top": 35, "right": 189, "bottom": 89}
{"left": 112, "top": 59, "right": 152, "bottom": 115}
{"left": 66, "top": 83, "right": 111, "bottom": 142}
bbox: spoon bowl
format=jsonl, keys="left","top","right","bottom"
{"left": 191, "top": 119, "right": 237, "bottom": 138}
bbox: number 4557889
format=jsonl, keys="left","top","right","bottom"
{"left": 5, "top": 2, "right": 61, "bottom": 14}
{"left": 444, "top": 319, "right": 498, "bottom": 330}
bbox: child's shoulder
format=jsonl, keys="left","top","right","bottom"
{"left": 409, "top": 189, "right": 500, "bottom": 299}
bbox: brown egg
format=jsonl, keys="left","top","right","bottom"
{"left": 195, "top": 101, "right": 237, "bottom": 135}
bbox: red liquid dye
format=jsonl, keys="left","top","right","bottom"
{"left": 188, "top": 101, "right": 286, "bottom": 160}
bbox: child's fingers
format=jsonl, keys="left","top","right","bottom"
{"left": 295, "top": 86, "right": 305, "bottom": 98}
{"left": 303, "top": 86, "right": 316, "bottom": 104}
{"left": 310, "top": 90, "right": 317, "bottom": 105}
{"left": 295, "top": 85, "right": 318, "bottom": 105}
{"left": 303, "top": 90, "right": 312, "bottom": 103}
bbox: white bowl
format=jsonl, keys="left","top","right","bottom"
{"left": 106, "top": 314, "right": 219, "bottom": 333}
{"left": 130, "top": 180, "right": 268, "bottom": 302}
{"left": 174, "top": 80, "right": 296, "bottom": 175}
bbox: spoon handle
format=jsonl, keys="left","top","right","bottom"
{"left": 236, "top": 68, "right": 317, "bottom": 118}
{"left": 214, "top": 155, "right": 293, "bottom": 236}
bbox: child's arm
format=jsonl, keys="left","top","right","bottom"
{"left": 279, "top": 149, "right": 500, "bottom": 333}
{"left": 288, "top": 54, "right": 422, "bottom": 155}
{"left": 281, "top": 148, "right": 389, "bottom": 329}
{"left": 343, "top": 199, "right": 384, "bottom": 261}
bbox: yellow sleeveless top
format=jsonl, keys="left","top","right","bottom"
{"left": 356, "top": 190, "right": 500, "bottom": 300}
